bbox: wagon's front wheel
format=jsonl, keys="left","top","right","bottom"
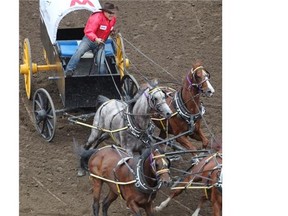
{"left": 120, "top": 74, "right": 139, "bottom": 101}
{"left": 32, "top": 88, "right": 56, "bottom": 142}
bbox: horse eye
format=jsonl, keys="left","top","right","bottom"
{"left": 155, "top": 162, "right": 160, "bottom": 168}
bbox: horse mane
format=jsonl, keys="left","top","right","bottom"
{"left": 140, "top": 148, "right": 152, "bottom": 160}
{"left": 125, "top": 78, "right": 159, "bottom": 107}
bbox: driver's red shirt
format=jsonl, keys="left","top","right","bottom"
{"left": 84, "top": 11, "right": 116, "bottom": 42}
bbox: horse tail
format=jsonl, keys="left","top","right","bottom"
{"left": 73, "top": 138, "right": 97, "bottom": 171}
{"left": 96, "top": 95, "right": 110, "bottom": 108}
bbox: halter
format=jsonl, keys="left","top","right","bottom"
{"left": 186, "top": 66, "right": 210, "bottom": 92}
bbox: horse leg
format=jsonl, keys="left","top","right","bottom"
{"left": 191, "top": 196, "right": 207, "bottom": 216}
{"left": 102, "top": 189, "right": 118, "bottom": 216}
{"left": 91, "top": 179, "right": 103, "bottom": 216}
{"left": 212, "top": 201, "right": 221, "bottom": 216}
{"left": 155, "top": 171, "right": 198, "bottom": 212}
{"left": 176, "top": 136, "right": 197, "bottom": 153}
{"left": 154, "top": 188, "right": 183, "bottom": 212}
{"left": 211, "top": 188, "right": 222, "bottom": 216}
{"left": 190, "top": 123, "right": 209, "bottom": 149}
{"left": 154, "top": 129, "right": 170, "bottom": 152}
{"left": 127, "top": 200, "right": 142, "bottom": 216}
{"left": 154, "top": 196, "right": 172, "bottom": 212}
{"left": 84, "top": 128, "right": 103, "bottom": 150}
{"left": 144, "top": 202, "right": 155, "bottom": 216}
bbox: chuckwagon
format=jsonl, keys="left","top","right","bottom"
{"left": 19, "top": 0, "right": 139, "bottom": 142}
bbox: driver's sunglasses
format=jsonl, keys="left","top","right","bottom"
{"left": 107, "top": 11, "right": 115, "bottom": 15}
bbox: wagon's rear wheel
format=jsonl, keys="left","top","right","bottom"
{"left": 32, "top": 88, "right": 56, "bottom": 142}
{"left": 120, "top": 74, "right": 139, "bottom": 101}
{"left": 20, "top": 38, "right": 34, "bottom": 100}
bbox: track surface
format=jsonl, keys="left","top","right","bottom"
{"left": 19, "top": 1, "right": 222, "bottom": 215}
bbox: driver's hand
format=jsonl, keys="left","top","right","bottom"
{"left": 95, "top": 38, "right": 104, "bottom": 44}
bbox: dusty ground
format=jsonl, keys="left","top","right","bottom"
{"left": 19, "top": 0, "right": 222, "bottom": 215}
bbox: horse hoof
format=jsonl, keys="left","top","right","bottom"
{"left": 77, "top": 170, "right": 86, "bottom": 177}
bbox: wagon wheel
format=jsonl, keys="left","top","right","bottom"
{"left": 116, "top": 33, "right": 129, "bottom": 77}
{"left": 120, "top": 74, "right": 139, "bottom": 100}
{"left": 32, "top": 88, "right": 56, "bottom": 142}
{"left": 20, "top": 38, "right": 34, "bottom": 100}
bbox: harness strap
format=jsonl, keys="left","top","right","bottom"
{"left": 90, "top": 173, "right": 136, "bottom": 185}
{"left": 125, "top": 109, "right": 155, "bottom": 145}
{"left": 204, "top": 188, "right": 209, "bottom": 199}
{"left": 171, "top": 185, "right": 214, "bottom": 190}
{"left": 174, "top": 91, "right": 205, "bottom": 129}
{"left": 115, "top": 183, "right": 125, "bottom": 200}
{"left": 71, "top": 120, "right": 128, "bottom": 133}
{"left": 192, "top": 66, "right": 204, "bottom": 73}
{"left": 155, "top": 168, "right": 169, "bottom": 175}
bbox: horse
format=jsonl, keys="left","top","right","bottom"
{"left": 77, "top": 79, "right": 172, "bottom": 176}
{"left": 84, "top": 79, "right": 172, "bottom": 154}
{"left": 154, "top": 136, "right": 222, "bottom": 216}
{"left": 74, "top": 141, "right": 172, "bottom": 216}
{"left": 152, "top": 61, "right": 215, "bottom": 154}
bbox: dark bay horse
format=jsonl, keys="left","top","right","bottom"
{"left": 154, "top": 137, "right": 222, "bottom": 216}
{"left": 75, "top": 142, "right": 171, "bottom": 216}
{"left": 152, "top": 61, "right": 214, "bottom": 152}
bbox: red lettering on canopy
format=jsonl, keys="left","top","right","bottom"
{"left": 70, "top": 0, "right": 94, "bottom": 7}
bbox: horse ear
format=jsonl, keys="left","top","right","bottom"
{"left": 149, "top": 78, "right": 159, "bottom": 88}
{"left": 192, "top": 59, "right": 203, "bottom": 69}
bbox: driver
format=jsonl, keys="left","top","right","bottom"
{"left": 65, "top": 2, "right": 118, "bottom": 77}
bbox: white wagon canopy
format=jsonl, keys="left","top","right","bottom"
{"left": 40, "top": 0, "right": 101, "bottom": 45}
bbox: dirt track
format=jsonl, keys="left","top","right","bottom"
{"left": 19, "top": 0, "right": 222, "bottom": 215}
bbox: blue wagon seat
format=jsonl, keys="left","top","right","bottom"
{"left": 56, "top": 38, "right": 115, "bottom": 58}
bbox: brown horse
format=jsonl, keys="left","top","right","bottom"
{"left": 152, "top": 61, "right": 215, "bottom": 153}
{"left": 154, "top": 137, "right": 222, "bottom": 216}
{"left": 75, "top": 143, "right": 171, "bottom": 216}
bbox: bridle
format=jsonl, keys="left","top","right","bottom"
{"left": 144, "top": 87, "right": 168, "bottom": 112}
{"left": 135, "top": 148, "right": 170, "bottom": 194}
{"left": 150, "top": 149, "right": 170, "bottom": 177}
{"left": 186, "top": 66, "right": 211, "bottom": 93}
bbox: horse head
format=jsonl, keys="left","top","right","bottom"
{"left": 144, "top": 79, "right": 172, "bottom": 118}
{"left": 187, "top": 62, "right": 215, "bottom": 97}
{"left": 151, "top": 148, "right": 171, "bottom": 187}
